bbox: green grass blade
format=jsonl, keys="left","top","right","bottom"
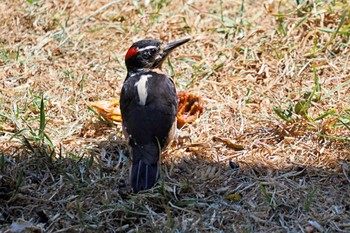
{"left": 273, "top": 106, "right": 293, "bottom": 122}
{"left": 338, "top": 118, "right": 350, "bottom": 131}
{"left": 14, "top": 170, "right": 24, "bottom": 193}
{"left": 313, "top": 109, "right": 336, "bottom": 121}
{"left": 0, "top": 153, "right": 5, "bottom": 173}
{"left": 9, "top": 128, "right": 27, "bottom": 141}
{"left": 317, "top": 133, "right": 350, "bottom": 141}
{"left": 44, "top": 132, "right": 54, "bottom": 146}
{"left": 167, "top": 56, "right": 174, "bottom": 77}
{"left": 39, "top": 94, "right": 46, "bottom": 139}
{"left": 321, "top": 78, "right": 350, "bottom": 100}
{"left": 304, "top": 188, "right": 316, "bottom": 211}
{"left": 324, "top": 8, "right": 348, "bottom": 49}
{"left": 22, "top": 136, "right": 37, "bottom": 156}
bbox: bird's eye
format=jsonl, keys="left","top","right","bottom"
{"left": 142, "top": 48, "right": 156, "bottom": 59}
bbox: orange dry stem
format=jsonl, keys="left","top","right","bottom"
{"left": 176, "top": 92, "right": 204, "bottom": 128}
{"left": 89, "top": 92, "right": 204, "bottom": 128}
{"left": 88, "top": 99, "right": 122, "bottom": 122}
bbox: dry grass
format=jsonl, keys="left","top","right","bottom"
{"left": 1, "top": 0, "right": 350, "bottom": 232}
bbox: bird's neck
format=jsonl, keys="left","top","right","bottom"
{"left": 126, "top": 68, "right": 165, "bottom": 79}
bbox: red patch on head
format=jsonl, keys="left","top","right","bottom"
{"left": 125, "top": 46, "right": 138, "bottom": 60}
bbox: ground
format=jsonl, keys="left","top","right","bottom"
{"left": 0, "top": 0, "right": 350, "bottom": 232}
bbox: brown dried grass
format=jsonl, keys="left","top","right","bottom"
{"left": 0, "top": 0, "right": 350, "bottom": 232}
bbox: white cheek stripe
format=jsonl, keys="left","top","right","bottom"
{"left": 135, "top": 74, "right": 151, "bottom": 105}
{"left": 137, "top": 45, "right": 157, "bottom": 52}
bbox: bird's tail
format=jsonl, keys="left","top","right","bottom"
{"left": 130, "top": 144, "right": 160, "bottom": 193}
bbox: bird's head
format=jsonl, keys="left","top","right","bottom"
{"left": 125, "top": 38, "right": 190, "bottom": 72}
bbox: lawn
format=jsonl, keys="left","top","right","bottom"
{"left": 0, "top": 0, "right": 350, "bottom": 232}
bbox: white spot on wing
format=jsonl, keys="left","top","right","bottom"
{"left": 135, "top": 74, "right": 151, "bottom": 105}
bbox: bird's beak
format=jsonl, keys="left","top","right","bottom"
{"left": 153, "top": 37, "right": 191, "bottom": 69}
{"left": 163, "top": 37, "right": 191, "bottom": 54}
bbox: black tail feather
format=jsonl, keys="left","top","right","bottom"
{"left": 130, "top": 144, "right": 159, "bottom": 193}
{"left": 131, "top": 160, "right": 158, "bottom": 192}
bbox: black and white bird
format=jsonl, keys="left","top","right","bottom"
{"left": 120, "top": 38, "right": 190, "bottom": 192}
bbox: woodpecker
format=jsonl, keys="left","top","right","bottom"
{"left": 120, "top": 38, "right": 190, "bottom": 192}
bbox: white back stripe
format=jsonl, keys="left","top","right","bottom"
{"left": 135, "top": 74, "right": 151, "bottom": 105}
